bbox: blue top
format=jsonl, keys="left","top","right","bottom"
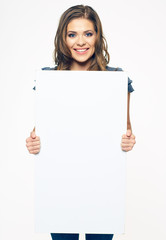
{"left": 33, "top": 66, "right": 134, "bottom": 93}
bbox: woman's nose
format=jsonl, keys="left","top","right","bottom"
{"left": 76, "top": 35, "right": 86, "bottom": 46}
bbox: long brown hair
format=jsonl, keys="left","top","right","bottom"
{"left": 54, "top": 5, "right": 110, "bottom": 71}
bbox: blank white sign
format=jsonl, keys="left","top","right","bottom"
{"left": 35, "top": 70, "right": 128, "bottom": 234}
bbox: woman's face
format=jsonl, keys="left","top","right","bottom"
{"left": 66, "top": 18, "right": 97, "bottom": 69}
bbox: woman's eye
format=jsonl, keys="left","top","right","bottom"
{"left": 68, "top": 33, "right": 75, "bottom": 38}
{"left": 86, "top": 32, "right": 93, "bottom": 37}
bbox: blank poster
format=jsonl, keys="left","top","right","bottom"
{"left": 35, "top": 70, "right": 128, "bottom": 234}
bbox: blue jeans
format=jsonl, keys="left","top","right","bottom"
{"left": 51, "top": 233, "right": 114, "bottom": 240}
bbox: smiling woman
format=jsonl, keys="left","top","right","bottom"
{"left": 66, "top": 18, "right": 97, "bottom": 70}
{"left": 26, "top": 4, "right": 136, "bottom": 240}
{"left": 54, "top": 5, "right": 109, "bottom": 70}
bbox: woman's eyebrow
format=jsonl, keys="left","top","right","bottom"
{"left": 67, "top": 30, "right": 94, "bottom": 33}
{"left": 84, "top": 30, "right": 94, "bottom": 33}
{"left": 67, "top": 31, "right": 77, "bottom": 33}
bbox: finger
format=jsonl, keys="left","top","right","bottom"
{"left": 121, "top": 138, "right": 136, "bottom": 144}
{"left": 131, "top": 134, "right": 136, "bottom": 139}
{"left": 121, "top": 144, "right": 134, "bottom": 150}
{"left": 30, "top": 131, "right": 36, "bottom": 139}
{"left": 26, "top": 137, "right": 40, "bottom": 143}
{"left": 26, "top": 137, "right": 30, "bottom": 143}
{"left": 26, "top": 141, "right": 40, "bottom": 147}
{"left": 30, "top": 129, "right": 36, "bottom": 139}
{"left": 29, "top": 149, "right": 40, "bottom": 154}
{"left": 122, "top": 134, "right": 131, "bottom": 139}
{"left": 27, "top": 145, "right": 40, "bottom": 151}
{"left": 121, "top": 146, "right": 132, "bottom": 152}
{"left": 121, "top": 142, "right": 134, "bottom": 147}
{"left": 122, "top": 134, "right": 127, "bottom": 139}
{"left": 121, "top": 140, "right": 136, "bottom": 150}
{"left": 126, "top": 129, "right": 132, "bottom": 137}
{"left": 31, "top": 136, "right": 40, "bottom": 142}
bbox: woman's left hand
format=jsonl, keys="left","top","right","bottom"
{"left": 121, "top": 129, "right": 136, "bottom": 152}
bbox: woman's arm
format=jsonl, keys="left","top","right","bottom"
{"left": 121, "top": 93, "right": 136, "bottom": 152}
{"left": 127, "top": 93, "right": 132, "bottom": 131}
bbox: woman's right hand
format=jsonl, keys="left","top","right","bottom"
{"left": 26, "top": 128, "right": 41, "bottom": 154}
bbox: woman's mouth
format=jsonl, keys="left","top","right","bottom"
{"left": 73, "top": 48, "right": 89, "bottom": 54}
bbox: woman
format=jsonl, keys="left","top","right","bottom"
{"left": 26, "top": 5, "right": 136, "bottom": 240}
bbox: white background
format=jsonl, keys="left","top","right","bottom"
{"left": 0, "top": 0, "right": 166, "bottom": 240}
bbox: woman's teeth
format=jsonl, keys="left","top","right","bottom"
{"left": 75, "top": 49, "right": 88, "bottom": 52}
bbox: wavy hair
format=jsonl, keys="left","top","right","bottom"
{"left": 54, "top": 5, "right": 110, "bottom": 71}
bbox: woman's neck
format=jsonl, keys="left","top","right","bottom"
{"left": 70, "top": 59, "right": 91, "bottom": 71}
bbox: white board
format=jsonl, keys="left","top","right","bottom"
{"left": 35, "top": 70, "right": 128, "bottom": 234}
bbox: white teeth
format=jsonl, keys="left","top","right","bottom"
{"left": 75, "top": 49, "right": 87, "bottom": 52}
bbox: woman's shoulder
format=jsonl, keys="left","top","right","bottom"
{"left": 106, "top": 66, "right": 123, "bottom": 71}
{"left": 41, "top": 66, "right": 58, "bottom": 70}
{"left": 106, "top": 66, "right": 134, "bottom": 92}
{"left": 42, "top": 66, "right": 122, "bottom": 71}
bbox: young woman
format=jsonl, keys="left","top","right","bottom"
{"left": 26, "top": 5, "right": 136, "bottom": 240}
